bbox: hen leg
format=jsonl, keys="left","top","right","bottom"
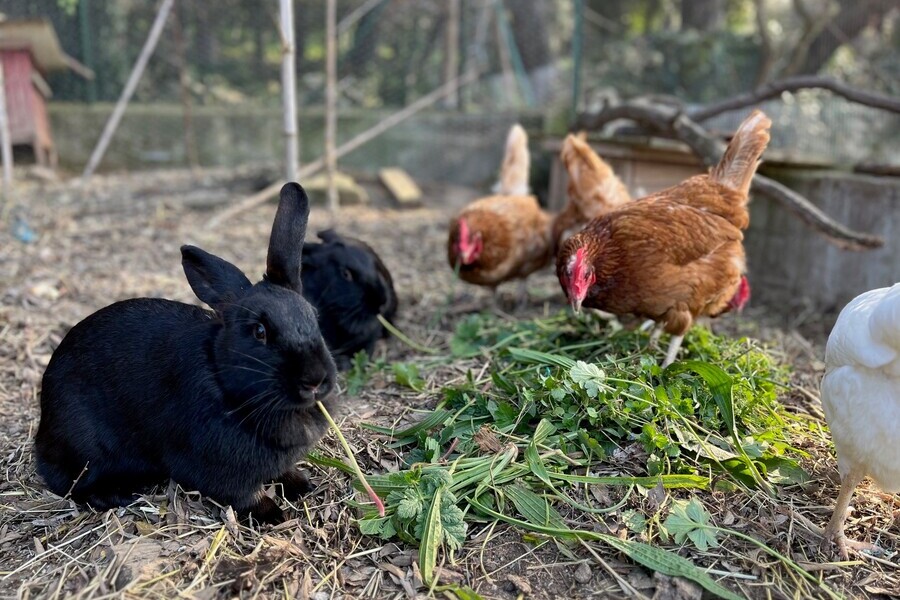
{"left": 661, "top": 335, "right": 684, "bottom": 368}
{"left": 646, "top": 322, "right": 663, "bottom": 349}
{"left": 516, "top": 279, "right": 530, "bottom": 311}
{"left": 822, "top": 469, "right": 867, "bottom": 560}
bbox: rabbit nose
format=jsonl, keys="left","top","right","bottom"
{"left": 299, "top": 375, "right": 325, "bottom": 394}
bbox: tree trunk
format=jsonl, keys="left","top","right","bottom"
{"left": 505, "top": 0, "right": 550, "bottom": 71}
{"left": 790, "top": 0, "right": 893, "bottom": 76}
{"left": 680, "top": 0, "right": 724, "bottom": 31}
{"left": 345, "top": 0, "right": 387, "bottom": 77}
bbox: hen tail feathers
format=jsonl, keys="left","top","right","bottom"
{"left": 711, "top": 110, "right": 772, "bottom": 198}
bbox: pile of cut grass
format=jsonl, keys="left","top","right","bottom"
{"left": 314, "top": 311, "right": 837, "bottom": 599}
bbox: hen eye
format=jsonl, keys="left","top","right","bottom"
{"left": 341, "top": 268, "right": 353, "bottom": 282}
{"left": 253, "top": 323, "right": 267, "bottom": 343}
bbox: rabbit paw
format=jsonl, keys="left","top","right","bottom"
{"left": 277, "top": 469, "right": 315, "bottom": 499}
{"left": 246, "top": 493, "right": 285, "bottom": 525}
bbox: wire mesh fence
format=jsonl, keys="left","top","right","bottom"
{"left": 0, "top": 0, "right": 897, "bottom": 182}
{"left": 577, "top": 0, "right": 900, "bottom": 166}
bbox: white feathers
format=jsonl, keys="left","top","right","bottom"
{"left": 821, "top": 282, "right": 900, "bottom": 493}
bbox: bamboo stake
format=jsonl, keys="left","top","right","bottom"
{"left": 280, "top": 0, "right": 300, "bottom": 180}
{"left": 0, "top": 62, "right": 13, "bottom": 200}
{"left": 172, "top": 8, "right": 199, "bottom": 170}
{"left": 443, "top": 0, "right": 460, "bottom": 109}
{"left": 325, "top": 0, "right": 339, "bottom": 215}
{"left": 81, "top": 0, "right": 175, "bottom": 182}
{"left": 206, "top": 69, "right": 480, "bottom": 230}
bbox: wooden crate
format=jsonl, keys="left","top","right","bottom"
{"left": 544, "top": 136, "right": 706, "bottom": 211}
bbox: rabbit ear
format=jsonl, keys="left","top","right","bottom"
{"left": 181, "top": 245, "right": 252, "bottom": 309}
{"left": 266, "top": 182, "right": 310, "bottom": 292}
{"left": 317, "top": 229, "right": 343, "bottom": 244}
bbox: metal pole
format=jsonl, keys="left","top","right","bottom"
{"left": 0, "top": 62, "right": 14, "bottom": 199}
{"left": 280, "top": 0, "right": 300, "bottom": 181}
{"left": 571, "top": 0, "right": 584, "bottom": 119}
{"left": 81, "top": 0, "right": 175, "bottom": 181}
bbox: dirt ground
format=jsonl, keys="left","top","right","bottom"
{"left": 1, "top": 168, "right": 897, "bottom": 599}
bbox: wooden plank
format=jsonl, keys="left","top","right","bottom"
{"left": 379, "top": 168, "right": 422, "bottom": 205}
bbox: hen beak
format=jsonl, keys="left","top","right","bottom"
{"left": 571, "top": 297, "right": 582, "bottom": 314}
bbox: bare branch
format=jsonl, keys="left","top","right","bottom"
{"left": 574, "top": 101, "right": 884, "bottom": 251}
{"left": 689, "top": 75, "right": 900, "bottom": 122}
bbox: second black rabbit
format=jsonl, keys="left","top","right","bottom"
{"left": 301, "top": 229, "right": 397, "bottom": 369}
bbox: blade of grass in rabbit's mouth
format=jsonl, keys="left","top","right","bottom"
{"left": 316, "top": 401, "right": 385, "bottom": 517}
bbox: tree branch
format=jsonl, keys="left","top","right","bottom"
{"left": 574, "top": 101, "right": 884, "bottom": 251}
{"left": 689, "top": 75, "right": 900, "bottom": 122}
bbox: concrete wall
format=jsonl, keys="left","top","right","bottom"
{"left": 745, "top": 171, "right": 900, "bottom": 312}
{"left": 48, "top": 103, "right": 542, "bottom": 189}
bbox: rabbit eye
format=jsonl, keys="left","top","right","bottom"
{"left": 253, "top": 323, "right": 267, "bottom": 343}
{"left": 341, "top": 268, "right": 353, "bottom": 282}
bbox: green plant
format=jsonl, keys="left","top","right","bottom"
{"left": 353, "top": 311, "right": 816, "bottom": 597}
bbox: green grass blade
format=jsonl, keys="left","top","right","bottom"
{"left": 361, "top": 409, "right": 453, "bottom": 438}
{"left": 507, "top": 347, "right": 576, "bottom": 369}
{"left": 549, "top": 472, "right": 710, "bottom": 489}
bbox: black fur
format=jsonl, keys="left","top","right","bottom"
{"left": 34, "top": 183, "right": 336, "bottom": 524}
{"left": 301, "top": 230, "right": 397, "bottom": 369}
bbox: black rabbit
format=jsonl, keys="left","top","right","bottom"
{"left": 34, "top": 183, "right": 336, "bottom": 524}
{"left": 301, "top": 230, "right": 397, "bottom": 369}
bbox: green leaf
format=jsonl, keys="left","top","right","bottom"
{"left": 569, "top": 361, "right": 606, "bottom": 397}
{"left": 622, "top": 510, "right": 647, "bottom": 533}
{"left": 345, "top": 351, "right": 371, "bottom": 396}
{"left": 486, "top": 400, "right": 518, "bottom": 429}
{"left": 396, "top": 489, "right": 422, "bottom": 520}
{"left": 504, "top": 484, "right": 568, "bottom": 529}
{"left": 667, "top": 361, "right": 772, "bottom": 494}
{"left": 358, "top": 515, "right": 397, "bottom": 539}
{"left": 419, "top": 487, "right": 444, "bottom": 585}
{"left": 525, "top": 442, "right": 551, "bottom": 485}
{"left": 664, "top": 498, "right": 719, "bottom": 552}
{"left": 600, "top": 534, "right": 739, "bottom": 600}
{"left": 436, "top": 584, "right": 487, "bottom": 600}
{"left": 439, "top": 492, "right": 467, "bottom": 551}
{"left": 393, "top": 362, "right": 426, "bottom": 391}
{"left": 667, "top": 361, "right": 735, "bottom": 437}
{"left": 533, "top": 419, "right": 557, "bottom": 445}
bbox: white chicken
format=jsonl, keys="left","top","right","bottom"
{"left": 820, "top": 282, "right": 900, "bottom": 558}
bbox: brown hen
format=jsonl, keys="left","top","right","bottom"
{"left": 552, "top": 133, "right": 632, "bottom": 253}
{"left": 556, "top": 110, "right": 770, "bottom": 366}
{"left": 448, "top": 124, "right": 552, "bottom": 292}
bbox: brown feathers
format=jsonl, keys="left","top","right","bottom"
{"left": 556, "top": 110, "right": 772, "bottom": 339}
